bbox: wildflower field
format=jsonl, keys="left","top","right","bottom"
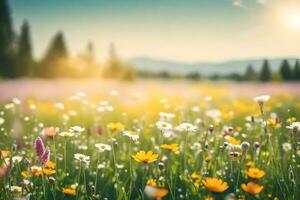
{"left": 0, "top": 80, "right": 299, "bottom": 200}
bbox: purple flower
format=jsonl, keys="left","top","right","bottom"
{"left": 35, "top": 137, "right": 45, "bottom": 158}
{"left": 41, "top": 149, "right": 50, "bottom": 164}
{"left": 34, "top": 137, "right": 50, "bottom": 165}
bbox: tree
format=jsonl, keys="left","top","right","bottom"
{"left": 36, "top": 31, "right": 69, "bottom": 77}
{"left": 102, "top": 43, "right": 123, "bottom": 79}
{"left": 279, "top": 59, "right": 292, "bottom": 81}
{"left": 293, "top": 60, "right": 300, "bottom": 81}
{"left": 259, "top": 60, "right": 271, "bottom": 82}
{"left": 16, "top": 20, "right": 33, "bottom": 77}
{"left": 244, "top": 64, "right": 257, "bottom": 81}
{"left": 102, "top": 43, "right": 135, "bottom": 80}
{"left": 0, "top": 0, "right": 15, "bottom": 77}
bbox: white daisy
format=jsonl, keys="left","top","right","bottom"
{"left": 254, "top": 95, "right": 270, "bottom": 104}
{"left": 175, "top": 123, "right": 197, "bottom": 132}
{"left": 95, "top": 143, "right": 112, "bottom": 152}
{"left": 74, "top": 153, "right": 90, "bottom": 165}
{"left": 123, "top": 130, "right": 139, "bottom": 141}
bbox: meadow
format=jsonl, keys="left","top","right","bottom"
{"left": 0, "top": 80, "right": 299, "bottom": 200}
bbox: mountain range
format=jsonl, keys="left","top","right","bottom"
{"left": 128, "top": 57, "right": 299, "bottom": 76}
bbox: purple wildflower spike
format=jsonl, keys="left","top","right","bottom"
{"left": 35, "top": 137, "right": 45, "bottom": 158}
{"left": 41, "top": 149, "right": 50, "bottom": 164}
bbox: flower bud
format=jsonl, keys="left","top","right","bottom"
{"left": 254, "top": 142, "right": 260, "bottom": 148}
{"left": 49, "top": 176, "right": 56, "bottom": 184}
{"left": 241, "top": 141, "right": 250, "bottom": 151}
{"left": 158, "top": 162, "right": 165, "bottom": 170}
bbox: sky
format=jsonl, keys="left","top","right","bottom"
{"left": 10, "top": 0, "right": 300, "bottom": 62}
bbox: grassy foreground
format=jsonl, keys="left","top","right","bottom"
{"left": 0, "top": 83, "right": 299, "bottom": 200}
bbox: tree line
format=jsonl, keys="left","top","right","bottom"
{"left": 208, "top": 59, "right": 300, "bottom": 82}
{"left": 242, "top": 59, "right": 300, "bottom": 82}
{"left": 0, "top": 0, "right": 135, "bottom": 80}
{"left": 138, "top": 59, "right": 300, "bottom": 82}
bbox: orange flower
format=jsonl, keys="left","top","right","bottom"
{"left": 245, "top": 168, "right": 265, "bottom": 179}
{"left": 155, "top": 188, "right": 168, "bottom": 199}
{"left": 144, "top": 186, "right": 168, "bottom": 199}
{"left": 160, "top": 144, "right": 179, "bottom": 154}
{"left": 62, "top": 188, "right": 76, "bottom": 196}
{"left": 43, "top": 127, "right": 59, "bottom": 137}
{"left": 202, "top": 177, "right": 229, "bottom": 193}
{"left": 31, "top": 166, "right": 42, "bottom": 176}
{"left": 0, "top": 150, "right": 10, "bottom": 158}
{"left": 241, "top": 182, "right": 263, "bottom": 195}
{"left": 132, "top": 151, "right": 158, "bottom": 164}
{"left": 45, "top": 161, "right": 56, "bottom": 169}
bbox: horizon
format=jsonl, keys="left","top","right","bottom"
{"left": 10, "top": 0, "right": 300, "bottom": 63}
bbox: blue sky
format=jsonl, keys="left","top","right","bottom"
{"left": 10, "top": 0, "right": 300, "bottom": 62}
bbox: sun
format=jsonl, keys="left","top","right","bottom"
{"left": 268, "top": 0, "right": 300, "bottom": 32}
{"left": 288, "top": 13, "right": 300, "bottom": 29}
{"left": 277, "top": 2, "right": 300, "bottom": 31}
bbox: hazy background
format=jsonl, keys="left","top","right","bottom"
{"left": 10, "top": 0, "right": 300, "bottom": 62}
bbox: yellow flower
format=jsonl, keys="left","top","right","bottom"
{"left": 245, "top": 161, "right": 254, "bottom": 167}
{"left": 147, "top": 178, "right": 157, "bottom": 186}
{"left": 21, "top": 171, "right": 30, "bottom": 178}
{"left": 160, "top": 144, "right": 179, "bottom": 154}
{"left": 43, "top": 168, "right": 56, "bottom": 175}
{"left": 132, "top": 151, "right": 158, "bottom": 164}
{"left": 241, "top": 182, "right": 263, "bottom": 195}
{"left": 226, "top": 136, "right": 241, "bottom": 145}
{"left": 205, "top": 155, "right": 212, "bottom": 162}
{"left": 62, "top": 188, "right": 76, "bottom": 196}
{"left": 286, "top": 117, "right": 296, "bottom": 124}
{"left": 107, "top": 122, "right": 125, "bottom": 132}
{"left": 191, "top": 172, "right": 201, "bottom": 182}
{"left": 245, "top": 168, "right": 265, "bottom": 179}
{"left": 191, "top": 172, "right": 201, "bottom": 188}
{"left": 202, "top": 177, "right": 229, "bottom": 193}
{"left": 267, "top": 119, "right": 281, "bottom": 128}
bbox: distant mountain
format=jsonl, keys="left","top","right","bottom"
{"left": 128, "top": 57, "right": 299, "bottom": 75}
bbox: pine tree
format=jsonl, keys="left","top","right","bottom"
{"left": 102, "top": 43, "right": 122, "bottom": 79}
{"left": 279, "top": 59, "right": 292, "bottom": 81}
{"left": 244, "top": 64, "right": 256, "bottom": 81}
{"left": 293, "top": 60, "right": 300, "bottom": 80}
{"left": 259, "top": 60, "right": 271, "bottom": 82}
{"left": 79, "top": 41, "right": 99, "bottom": 77}
{"left": 0, "top": 0, "right": 15, "bottom": 77}
{"left": 16, "top": 20, "right": 33, "bottom": 76}
{"left": 37, "top": 31, "right": 68, "bottom": 77}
